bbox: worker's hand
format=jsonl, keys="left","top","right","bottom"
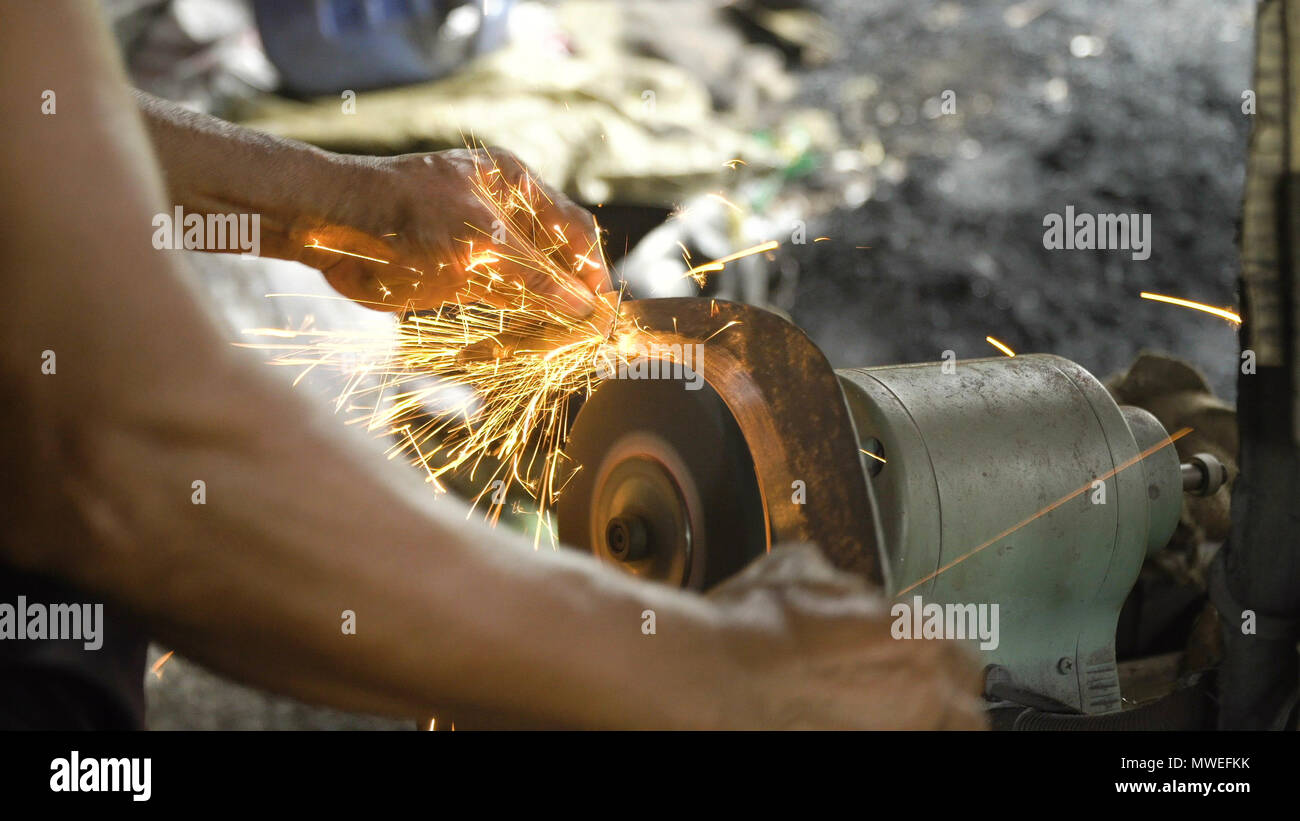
{"left": 297, "top": 148, "right": 612, "bottom": 315}
{"left": 710, "top": 544, "right": 988, "bottom": 729}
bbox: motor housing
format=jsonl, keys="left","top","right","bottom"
{"left": 838, "top": 354, "right": 1181, "bottom": 713}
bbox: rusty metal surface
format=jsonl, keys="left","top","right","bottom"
{"left": 617, "top": 298, "right": 881, "bottom": 584}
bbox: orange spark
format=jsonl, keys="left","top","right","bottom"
{"left": 682, "top": 240, "right": 780, "bottom": 285}
{"left": 895, "top": 427, "right": 1193, "bottom": 597}
{"left": 251, "top": 147, "right": 748, "bottom": 545}
{"left": 703, "top": 319, "right": 743, "bottom": 341}
{"left": 707, "top": 193, "right": 744, "bottom": 214}
{"left": 859, "top": 448, "right": 887, "bottom": 464}
{"left": 151, "top": 650, "right": 175, "bottom": 680}
{"left": 985, "top": 336, "right": 1016, "bottom": 357}
{"left": 305, "top": 238, "right": 423, "bottom": 275}
{"left": 1140, "top": 292, "right": 1242, "bottom": 325}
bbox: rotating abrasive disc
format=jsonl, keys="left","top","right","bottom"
{"left": 558, "top": 376, "right": 767, "bottom": 589}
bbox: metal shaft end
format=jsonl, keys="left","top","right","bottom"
{"left": 1181, "top": 452, "right": 1229, "bottom": 496}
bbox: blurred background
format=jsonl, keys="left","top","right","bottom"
{"left": 103, "top": 0, "right": 1252, "bottom": 729}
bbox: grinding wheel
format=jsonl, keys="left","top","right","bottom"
{"left": 558, "top": 375, "right": 768, "bottom": 589}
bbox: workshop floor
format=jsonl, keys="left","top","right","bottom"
{"left": 146, "top": 0, "right": 1253, "bottom": 729}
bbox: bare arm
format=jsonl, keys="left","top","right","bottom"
{"left": 133, "top": 90, "right": 609, "bottom": 313}
{"left": 0, "top": 0, "right": 740, "bottom": 728}
{"left": 0, "top": 1, "right": 983, "bottom": 729}
{"left": 131, "top": 88, "right": 363, "bottom": 264}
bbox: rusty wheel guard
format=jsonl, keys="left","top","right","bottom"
{"left": 559, "top": 298, "right": 883, "bottom": 588}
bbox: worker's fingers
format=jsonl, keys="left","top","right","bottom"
{"left": 301, "top": 227, "right": 421, "bottom": 311}
{"left": 484, "top": 148, "right": 612, "bottom": 298}
{"left": 456, "top": 332, "right": 530, "bottom": 366}
{"left": 706, "top": 544, "right": 987, "bottom": 730}
{"left": 453, "top": 321, "right": 601, "bottom": 366}
{"left": 537, "top": 197, "right": 613, "bottom": 294}
{"left": 708, "top": 543, "right": 874, "bottom": 608}
{"left": 484, "top": 254, "right": 599, "bottom": 317}
{"left": 571, "top": 213, "right": 614, "bottom": 294}
{"left": 303, "top": 148, "right": 609, "bottom": 316}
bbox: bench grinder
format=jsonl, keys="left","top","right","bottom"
{"left": 557, "top": 298, "right": 1225, "bottom": 714}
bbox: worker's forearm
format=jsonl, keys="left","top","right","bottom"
{"left": 40, "top": 367, "right": 743, "bottom": 727}
{"left": 0, "top": 1, "right": 747, "bottom": 728}
{"left": 132, "top": 89, "right": 387, "bottom": 263}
